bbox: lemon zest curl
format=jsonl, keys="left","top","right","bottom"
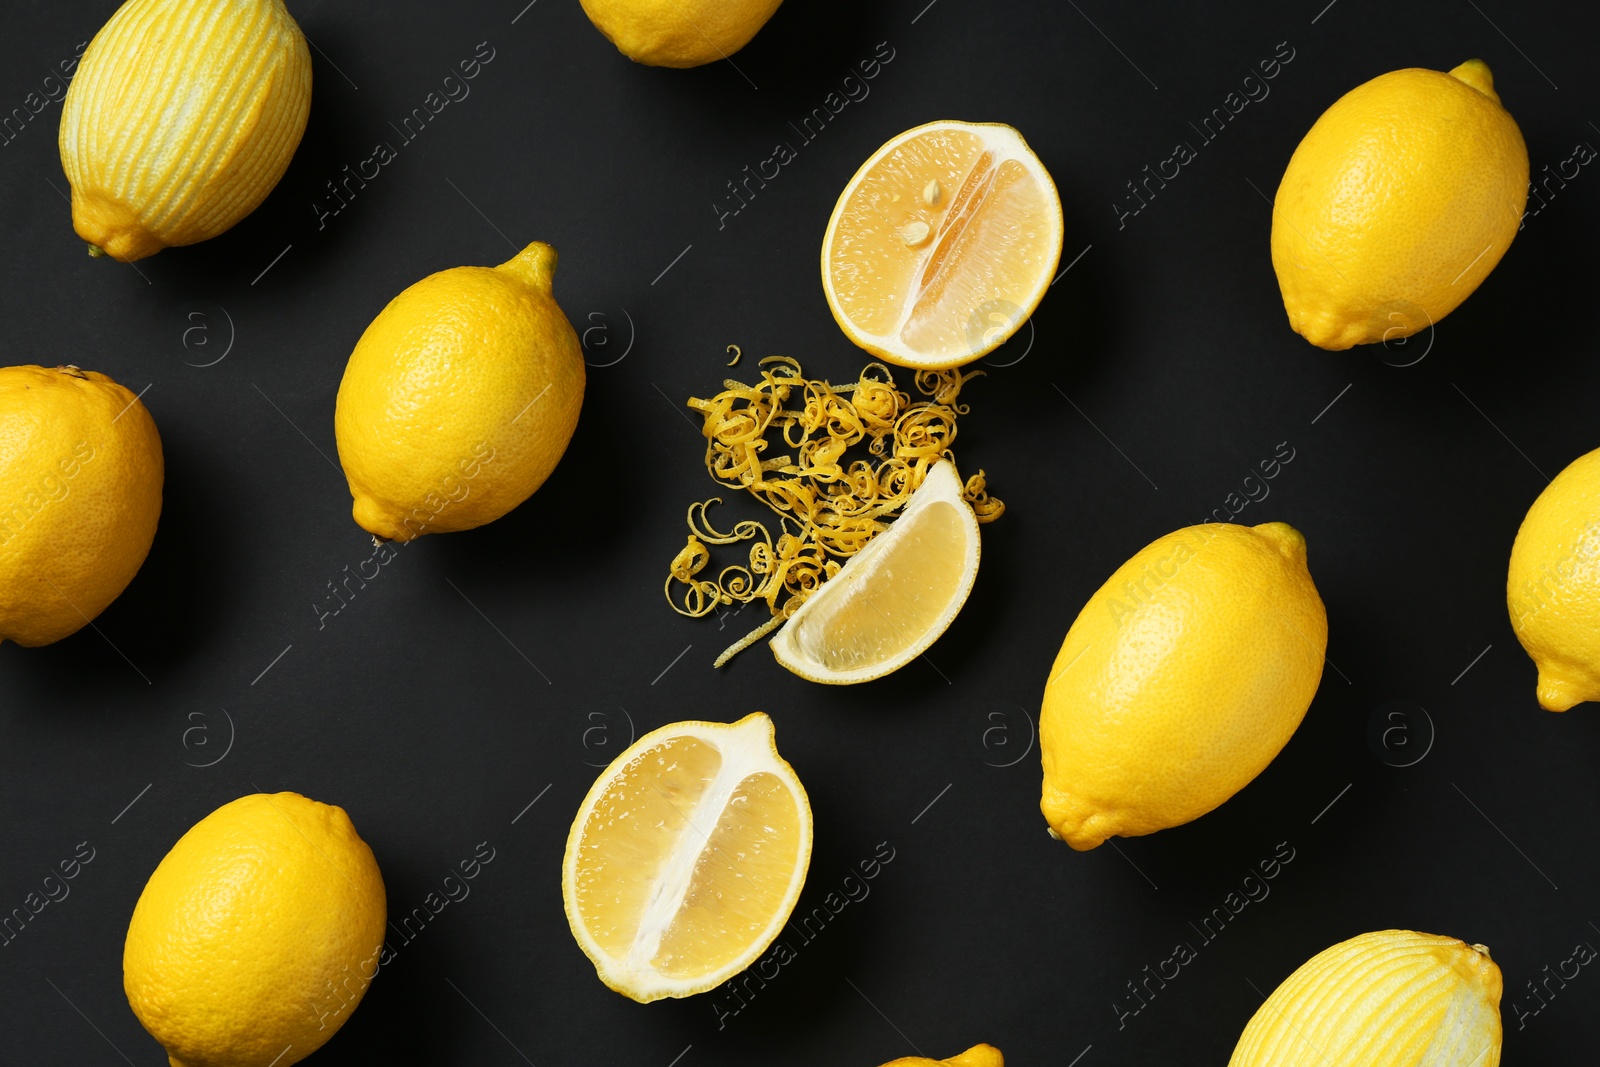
{"left": 667, "top": 354, "right": 1003, "bottom": 665}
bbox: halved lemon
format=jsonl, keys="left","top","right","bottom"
{"left": 822, "top": 120, "right": 1064, "bottom": 369}
{"left": 771, "top": 459, "right": 980, "bottom": 684}
{"left": 561, "top": 712, "right": 812, "bottom": 1002}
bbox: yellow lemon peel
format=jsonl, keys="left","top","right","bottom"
{"left": 664, "top": 354, "right": 1002, "bottom": 665}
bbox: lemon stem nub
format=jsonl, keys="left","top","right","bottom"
{"left": 498, "top": 241, "right": 558, "bottom": 292}
{"left": 86, "top": 243, "right": 106, "bottom": 258}
{"left": 1449, "top": 58, "right": 1500, "bottom": 103}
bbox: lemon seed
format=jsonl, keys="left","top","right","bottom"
{"left": 900, "top": 221, "right": 931, "bottom": 246}
{"left": 923, "top": 180, "right": 942, "bottom": 206}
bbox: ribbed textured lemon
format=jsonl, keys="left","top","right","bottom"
{"left": 880, "top": 1044, "right": 1004, "bottom": 1067}
{"left": 124, "top": 792, "right": 387, "bottom": 1067}
{"left": 60, "top": 0, "right": 312, "bottom": 263}
{"left": 822, "top": 121, "right": 1063, "bottom": 369}
{"left": 769, "top": 459, "right": 979, "bottom": 684}
{"left": 562, "top": 713, "right": 812, "bottom": 1002}
{"left": 1271, "top": 59, "right": 1527, "bottom": 349}
{"left": 579, "top": 0, "right": 783, "bottom": 66}
{"left": 1040, "top": 522, "right": 1326, "bottom": 849}
{"left": 0, "top": 365, "right": 162, "bottom": 648}
{"left": 1508, "top": 444, "right": 1600, "bottom": 710}
{"left": 1229, "top": 930, "right": 1503, "bottom": 1067}
{"left": 334, "top": 242, "right": 584, "bottom": 542}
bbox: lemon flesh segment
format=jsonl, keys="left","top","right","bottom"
{"left": 1228, "top": 930, "right": 1502, "bottom": 1067}
{"left": 563, "top": 713, "right": 813, "bottom": 1002}
{"left": 823, "top": 121, "right": 1063, "bottom": 369}
{"left": 771, "top": 460, "right": 980, "bottom": 684}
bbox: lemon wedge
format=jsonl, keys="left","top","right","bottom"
{"left": 562, "top": 712, "right": 812, "bottom": 1002}
{"left": 822, "top": 120, "right": 1063, "bottom": 369}
{"left": 770, "top": 459, "right": 980, "bottom": 684}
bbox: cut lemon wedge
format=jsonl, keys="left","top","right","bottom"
{"left": 822, "top": 120, "right": 1064, "bottom": 369}
{"left": 561, "top": 712, "right": 813, "bottom": 1002}
{"left": 771, "top": 460, "right": 980, "bottom": 684}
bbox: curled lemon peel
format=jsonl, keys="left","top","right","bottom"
{"left": 667, "top": 354, "right": 1003, "bottom": 665}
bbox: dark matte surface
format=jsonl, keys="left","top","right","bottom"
{"left": 3, "top": 0, "right": 1599, "bottom": 1063}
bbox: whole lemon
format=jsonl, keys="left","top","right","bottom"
{"left": 1040, "top": 522, "right": 1326, "bottom": 849}
{"left": 1271, "top": 59, "right": 1527, "bottom": 350}
{"left": 124, "top": 792, "right": 386, "bottom": 1067}
{"left": 580, "top": 0, "right": 783, "bottom": 67}
{"left": 881, "top": 1045, "right": 1004, "bottom": 1067}
{"left": 1229, "top": 930, "right": 1502, "bottom": 1067}
{"left": 1507, "top": 445, "right": 1600, "bottom": 710}
{"left": 60, "top": 0, "right": 312, "bottom": 262}
{"left": 0, "top": 366, "right": 162, "bottom": 647}
{"left": 334, "top": 242, "right": 584, "bottom": 542}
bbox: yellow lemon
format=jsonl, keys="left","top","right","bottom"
{"left": 1040, "top": 522, "right": 1326, "bottom": 849}
{"left": 334, "top": 241, "right": 584, "bottom": 542}
{"left": 822, "top": 121, "right": 1063, "bottom": 368}
{"left": 880, "top": 1044, "right": 1004, "bottom": 1067}
{"left": 124, "top": 792, "right": 387, "bottom": 1067}
{"left": 580, "top": 0, "right": 782, "bottom": 67}
{"left": 769, "top": 460, "right": 980, "bottom": 684}
{"left": 562, "top": 713, "right": 812, "bottom": 1002}
{"left": 1271, "top": 60, "right": 1527, "bottom": 349}
{"left": 0, "top": 365, "right": 162, "bottom": 648}
{"left": 1507, "top": 445, "right": 1600, "bottom": 710}
{"left": 60, "top": 0, "right": 312, "bottom": 262}
{"left": 1229, "top": 930, "right": 1502, "bottom": 1067}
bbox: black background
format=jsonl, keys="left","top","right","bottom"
{"left": 2, "top": 0, "right": 1598, "bottom": 1063}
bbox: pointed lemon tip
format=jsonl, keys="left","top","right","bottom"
{"left": 498, "top": 241, "right": 559, "bottom": 292}
{"left": 1254, "top": 521, "right": 1308, "bottom": 563}
{"left": 1449, "top": 58, "right": 1500, "bottom": 103}
{"left": 1535, "top": 670, "right": 1588, "bottom": 711}
{"left": 352, "top": 495, "right": 418, "bottom": 544}
{"left": 947, "top": 1045, "right": 1004, "bottom": 1067}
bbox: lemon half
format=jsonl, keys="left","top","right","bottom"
{"left": 562, "top": 712, "right": 812, "bottom": 1002}
{"left": 822, "top": 121, "right": 1063, "bottom": 369}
